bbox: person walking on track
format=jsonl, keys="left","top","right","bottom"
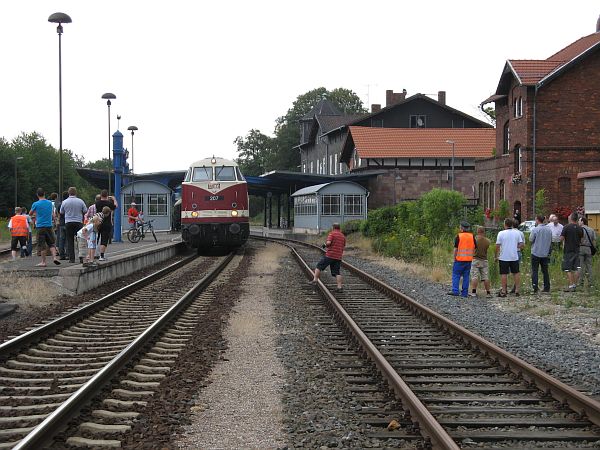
{"left": 309, "top": 223, "right": 346, "bottom": 292}
{"left": 449, "top": 221, "right": 476, "bottom": 298}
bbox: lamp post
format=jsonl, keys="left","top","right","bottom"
{"left": 127, "top": 125, "right": 138, "bottom": 201}
{"left": 48, "top": 12, "right": 72, "bottom": 199}
{"left": 446, "top": 140, "right": 455, "bottom": 191}
{"left": 101, "top": 93, "right": 116, "bottom": 194}
{"left": 14, "top": 156, "right": 23, "bottom": 208}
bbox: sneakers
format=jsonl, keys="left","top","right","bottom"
{"left": 498, "top": 291, "right": 507, "bottom": 298}
{"left": 485, "top": 292, "right": 492, "bottom": 298}
{"left": 335, "top": 287, "right": 343, "bottom": 293}
{"left": 98, "top": 257, "right": 107, "bottom": 262}
{"left": 563, "top": 285, "right": 576, "bottom": 292}
{"left": 447, "top": 291, "right": 459, "bottom": 296}
{"left": 468, "top": 292, "right": 477, "bottom": 297}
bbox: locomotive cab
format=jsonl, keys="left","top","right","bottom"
{"left": 181, "top": 157, "right": 250, "bottom": 248}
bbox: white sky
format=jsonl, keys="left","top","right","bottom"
{"left": 2, "top": 1, "right": 599, "bottom": 174}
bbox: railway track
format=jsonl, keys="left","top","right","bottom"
{"left": 0, "top": 251, "right": 237, "bottom": 449}
{"left": 266, "top": 237, "right": 600, "bottom": 449}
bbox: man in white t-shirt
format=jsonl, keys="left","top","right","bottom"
{"left": 495, "top": 218, "right": 525, "bottom": 297}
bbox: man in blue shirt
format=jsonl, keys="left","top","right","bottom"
{"left": 29, "top": 188, "right": 61, "bottom": 267}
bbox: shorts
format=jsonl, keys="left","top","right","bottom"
{"left": 99, "top": 225, "right": 112, "bottom": 246}
{"left": 37, "top": 227, "right": 56, "bottom": 251}
{"left": 10, "top": 236, "right": 27, "bottom": 251}
{"left": 499, "top": 260, "right": 519, "bottom": 275}
{"left": 470, "top": 258, "right": 489, "bottom": 281}
{"left": 77, "top": 237, "right": 88, "bottom": 259}
{"left": 562, "top": 251, "right": 580, "bottom": 272}
{"left": 316, "top": 256, "right": 342, "bottom": 276}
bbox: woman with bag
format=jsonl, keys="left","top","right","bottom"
{"left": 578, "top": 217, "right": 597, "bottom": 288}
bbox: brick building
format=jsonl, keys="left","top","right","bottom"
{"left": 478, "top": 18, "right": 600, "bottom": 220}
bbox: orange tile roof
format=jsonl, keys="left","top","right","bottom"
{"left": 509, "top": 32, "right": 600, "bottom": 85}
{"left": 349, "top": 127, "right": 496, "bottom": 159}
{"left": 508, "top": 60, "right": 563, "bottom": 85}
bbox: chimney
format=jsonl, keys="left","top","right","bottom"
{"left": 385, "top": 89, "right": 407, "bottom": 107}
{"left": 438, "top": 90, "right": 446, "bottom": 105}
{"left": 597, "top": 14, "right": 600, "bottom": 32}
{"left": 371, "top": 104, "right": 381, "bottom": 113}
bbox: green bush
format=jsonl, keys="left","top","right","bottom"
{"left": 362, "top": 206, "right": 399, "bottom": 237}
{"left": 372, "top": 228, "right": 431, "bottom": 262}
{"left": 420, "top": 189, "right": 466, "bottom": 238}
{"left": 341, "top": 220, "right": 363, "bottom": 235}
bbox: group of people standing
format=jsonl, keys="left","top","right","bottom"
{"left": 450, "top": 212, "right": 596, "bottom": 298}
{"left": 8, "top": 187, "right": 117, "bottom": 267}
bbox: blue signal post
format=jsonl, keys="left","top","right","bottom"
{"left": 112, "top": 130, "right": 129, "bottom": 242}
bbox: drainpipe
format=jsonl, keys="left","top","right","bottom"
{"left": 532, "top": 86, "right": 538, "bottom": 218}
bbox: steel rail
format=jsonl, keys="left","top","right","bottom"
{"left": 286, "top": 242, "right": 459, "bottom": 450}
{"left": 12, "top": 250, "right": 235, "bottom": 450}
{"left": 0, "top": 247, "right": 193, "bottom": 358}
{"left": 256, "top": 235, "right": 600, "bottom": 438}
{"left": 342, "top": 259, "right": 600, "bottom": 427}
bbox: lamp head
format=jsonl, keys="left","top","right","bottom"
{"left": 102, "top": 93, "right": 116, "bottom": 106}
{"left": 127, "top": 125, "right": 138, "bottom": 132}
{"left": 48, "top": 12, "right": 72, "bottom": 24}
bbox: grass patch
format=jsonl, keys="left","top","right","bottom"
{"left": 0, "top": 218, "right": 8, "bottom": 245}
{"left": 0, "top": 272, "right": 61, "bottom": 311}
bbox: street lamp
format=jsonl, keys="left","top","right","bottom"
{"left": 102, "top": 93, "right": 116, "bottom": 194}
{"left": 14, "top": 156, "right": 23, "bottom": 208}
{"left": 127, "top": 125, "right": 138, "bottom": 201}
{"left": 48, "top": 12, "right": 72, "bottom": 199}
{"left": 446, "top": 140, "right": 456, "bottom": 191}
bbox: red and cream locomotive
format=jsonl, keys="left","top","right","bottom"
{"left": 181, "top": 157, "right": 249, "bottom": 248}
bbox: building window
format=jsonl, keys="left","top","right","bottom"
{"left": 294, "top": 195, "right": 317, "bottom": 215}
{"left": 302, "top": 163, "right": 306, "bottom": 173}
{"left": 489, "top": 181, "right": 495, "bottom": 210}
{"left": 514, "top": 145, "right": 522, "bottom": 173}
{"left": 344, "top": 194, "right": 363, "bottom": 216}
{"left": 499, "top": 179, "right": 505, "bottom": 200}
{"left": 503, "top": 122, "right": 510, "bottom": 155}
{"left": 478, "top": 183, "right": 483, "bottom": 205}
{"left": 514, "top": 97, "right": 523, "bottom": 118}
{"left": 483, "top": 183, "right": 489, "bottom": 209}
{"left": 123, "top": 194, "right": 143, "bottom": 214}
{"left": 310, "top": 161, "right": 314, "bottom": 173}
{"left": 334, "top": 154, "right": 338, "bottom": 175}
{"left": 148, "top": 194, "right": 168, "bottom": 216}
{"left": 321, "top": 194, "right": 341, "bottom": 216}
{"left": 329, "top": 155, "right": 333, "bottom": 175}
{"left": 410, "top": 115, "right": 426, "bottom": 128}
{"left": 371, "top": 119, "right": 383, "bottom": 127}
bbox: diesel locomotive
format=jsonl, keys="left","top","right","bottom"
{"left": 180, "top": 157, "right": 250, "bottom": 248}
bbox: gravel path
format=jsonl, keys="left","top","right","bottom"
{"left": 174, "top": 242, "right": 287, "bottom": 449}
{"left": 345, "top": 254, "right": 600, "bottom": 395}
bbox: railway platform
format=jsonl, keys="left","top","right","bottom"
{"left": 0, "top": 232, "right": 183, "bottom": 295}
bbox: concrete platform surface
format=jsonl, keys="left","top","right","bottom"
{"left": 0, "top": 232, "right": 184, "bottom": 295}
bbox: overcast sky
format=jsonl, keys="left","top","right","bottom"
{"left": 2, "top": 1, "right": 599, "bottom": 174}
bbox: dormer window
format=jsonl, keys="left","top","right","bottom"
{"left": 410, "top": 115, "right": 426, "bottom": 128}
{"left": 514, "top": 97, "right": 523, "bottom": 118}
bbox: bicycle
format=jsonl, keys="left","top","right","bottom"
{"left": 127, "top": 219, "right": 158, "bottom": 243}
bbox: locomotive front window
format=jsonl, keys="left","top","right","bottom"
{"left": 184, "top": 169, "right": 191, "bottom": 182}
{"left": 235, "top": 167, "right": 245, "bottom": 181}
{"left": 215, "top": 166, "right": 236, "bottom": 181}
{"left": 192, "top": 166, "right": 213, "bottom": 182}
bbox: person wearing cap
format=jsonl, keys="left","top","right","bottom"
{"left": 449, "top": 221, "right": 477, "bottom": 297}
{"left": 495, "top": 218, "right": 525, "bottom": 297}
{"left": 127, "top": 202, "right": 142, "bottom": 229}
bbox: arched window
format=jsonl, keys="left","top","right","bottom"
{"left": 503, "top": 122, "right": 510, "bottom": 155}
{"left": 478, "top": 183, "right": 483, "bottom": 205}
{"left": 484, "top": 182, "right": 489, "bottom": 210}
{"left": 514, "top": 145, "right": 522, "bottom": 173}
{"left": 490, "top": 181, "right": 495, "bottom": 210}
{"left": 499, "top": 180, "right": 505, "bottom": 201}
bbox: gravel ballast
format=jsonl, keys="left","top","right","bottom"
{"left": 345, "top": 254, "right": 600, "bottom": 395}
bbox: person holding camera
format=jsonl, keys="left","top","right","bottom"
{"left": 309, "top": 223, "right": 346, "bottom": 292}
{"left": 95, "top": 189, "right": 118, "bottom": 261}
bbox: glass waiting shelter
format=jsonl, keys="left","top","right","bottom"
{"left": 291, "top": 181, "right": 368, "bottom": 234}
{"left": 121, "top": 180, "right": 172, "bottom": 232}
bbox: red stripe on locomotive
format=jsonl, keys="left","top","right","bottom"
{"left": 181, "top": 184, "right": 249, "bottom": 224}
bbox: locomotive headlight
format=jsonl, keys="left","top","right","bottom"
{"left": 231, "top": 210, "right": 238, "bottom": 217}
{"left": 191, "top": 211, "right": 199, "bottom": 218}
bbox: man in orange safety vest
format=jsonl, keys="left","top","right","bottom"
{"left": 449, "top": 221, "right": 477, "bottom": 297}
{"left": 8, "top": 207, "right": 30, "bottom": 261}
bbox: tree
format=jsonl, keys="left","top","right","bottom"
{"left": 234, "top": 129, "right": 274, "bottom": 176}
{"left": 535, "top": 189, "right": 547, "bottom": 218}
{"left": 236, "top": 87, "right": 368, "bottom": 173}
{"left": 483, "top": 106, "right": 496, "bottom": 126}
{"left": 84, "top": 158, "right": 112, "bottom": 171}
